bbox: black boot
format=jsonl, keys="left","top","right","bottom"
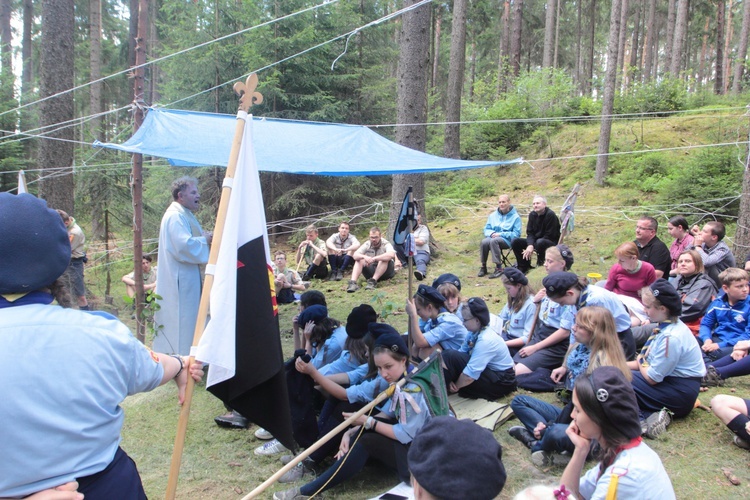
{"left": 508, "top": 425, "right": 538, "bottom": 449}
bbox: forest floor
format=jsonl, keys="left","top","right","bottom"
{"left": 106, "top": 108, "right": 750, "bottom": 498}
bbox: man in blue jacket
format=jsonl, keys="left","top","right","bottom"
{"left": 479, "top": 194, "right": 521, "bottom": 279}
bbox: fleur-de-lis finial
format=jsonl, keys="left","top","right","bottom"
{"left": 233, "top": 73, "right": 263, "bottom": 112}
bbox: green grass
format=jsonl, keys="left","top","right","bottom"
{"left": 105, "top": 112, "right": 750, "bottom": 498}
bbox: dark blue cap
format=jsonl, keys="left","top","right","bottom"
{"left": 346, "top": 304, "right": 378, "bottom": 339}
{"left": 543, "top": 271, "right": 579, "bottom": 297}
{"left": 557, "top": 244, "right": 574, "bottom": 270}
{"left": 0, "top": 193, "right": 71, "bottom": 294}
{"left": 432, "top": 273, "right": 461, "bottom": 291}
{"left": 369, "top": 322, "right": 408, "bottom": 356}
{"left": 416, "top": 284, "right": 446, "bottom": 307}
{"left": 298, "top": 304, "right": 327, "bottom": 325}
{"left": 502, "top": 267, "right": 528, "bottom": 286}
{"left": 466, "top": 297, "right": 491, "bottom": 327}
{"left": 649, "top": 278, "right": 681, "bottom": 317}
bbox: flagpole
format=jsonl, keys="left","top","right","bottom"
{"left": 17, "top": 170, "right": 28, "bottom": 194}
{"left": 164, "top": 73, "right": 263, "bottom": 500}
{"left": 406, "top": 189, "right": 414, "bottom": 355}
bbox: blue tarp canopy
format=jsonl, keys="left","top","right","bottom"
{"left": 95, "top": 108, "right": 521, "bottom": 176}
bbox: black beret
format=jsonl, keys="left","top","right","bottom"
{"left": 416, "top": 284, "right": 446, "bottom": 307}
{"left": 432, "top": 273, "right": 461, "bottom": 291}
{"left": 369, "top": 322, "right": 408, "bottom": 356}
{"left": 466, "top": 297, "right": 491, "bottom": 328}
{"left": 586, "top": 366, "right": 642, "bottom": 440}
{"left": 502, "top": 266, "right": 528, "bottom": 286}
{"left": 345, "top": 304, "right": 378, "bottom": 339}
{"left": 557, "top": 244, "right": 575, "bottom": 270}
{"left": 649, "top": 278, "right": 681, "bottom": 317}
{"left": 543, "top": 271, "right": 579, "bottom": 297}
{"left": 0, "top": 193, "right": 71, "bottom": 294}
{"left": 297, "top": 304, "right": 327, "bottom": 326}
{"left": 408, "top": 417, "right": 507, "bottom": 499}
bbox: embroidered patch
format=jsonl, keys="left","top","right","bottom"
{"left": 149, "top": 350, "right": 160, "bottom": 364}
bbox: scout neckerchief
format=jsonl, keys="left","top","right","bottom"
{"left": 637, "top": 322, "right": 671, "bottom": 368}
{"left": 603, "top": 436, "right": 643, "bottom": 499}
{"left": 0, "top": 291, "right": 55, "bottom": 308}
{"left": 465, "top": 327, "right": 485, "bottom": 355}
{"left": 575, "top": 286, "right": 590, "bottom": 310}
{"left": 170, "top": 201, "right": 202, "bottom": 237}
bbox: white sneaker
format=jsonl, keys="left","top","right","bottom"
{"left": 255, "top": 427, "right": 273, "bottom": 440}
{"left": 255, "top": 438, "right": 289, "bottom": 456}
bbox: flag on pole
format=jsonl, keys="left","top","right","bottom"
{"left": 17, "top": 171, "right": 27, "bottom": 194}
{"left": 196, "top": 117, "right": 295, "bottom": 451}
{"left": 392, "top": 186, "right": 415, "bottom": 246}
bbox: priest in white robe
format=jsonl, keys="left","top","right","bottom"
{"left": 153, "top": 177, "right": 211, "bottom": 355}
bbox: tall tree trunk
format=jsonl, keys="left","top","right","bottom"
{"left": 149, "top": 0, "right": 161, "bottom": 104}
{"left": 554, "top": 0, "right": 561, "bottom": 68}
{"left": 39, "top": 0, "right": 75, "bottom": 215}
{"left": 469, "top": 40, "right": 476, "bottom": 101}
{"left": 431, "top": 6, "right": 442, "bottom": 90}
{"left": 497, "top": 0, "right": 511, "bottom": 95}
{"left": 734, "top": 127, "right": 750, "bottom": 261}
{"left": 643, "top": 0, "right": 656, "bottom": 81}
{"left": 390, "top": 0, "right": 429, "bottom": 237}
{"left": 444, "top": 0, "right": 467, "bottom": 159}
{"left": 586, "top": 0, "right": 597, "bottom": 95}
{"left": 542, "top": 0, "right": 556, "bottom": 69}
{"left": 510, "top": 0, "right": 524, "bottom": 77}
{"left": 21, "top": 0, "right": 33, "bottom": 159}
{"left": 129, "top": 0, "right": 138, "bottom": 68}
{"left": 670, "top": 0, "right": 688, "bottom": 77}
{"left": 575, "top": 0, "right": 583, "bottom": 90}
{"left": 628, "top": 0, "right": 642, "bottom": 81}
{"left": 724, "top": 0, "right": 734, "bottom": 93}
{"left": 617, "top": 0, "right": 630, "bottom": 74}
{"left": 716, "top": 0, "right": 726, "bottom": 94}
{"left": 89, "top": 0, "right": 102, "bottom": 141}
{"left": 0, "top": 0, "right": 11, "bottom": 78}
{"left": 732, "top": 0, "right": 750, "bottom": 93}
{"left": 665, "top": 0, "right": 677, "bottom": 68}
{"left": 699, "top": 16, "right": 710, "bottom": 87}
{"left": 595, "top": 0, "right": 623, "bottom": 186}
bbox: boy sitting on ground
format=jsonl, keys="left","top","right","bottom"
{"left": 325, "top": 221, "right": 360, "bottom": 281}
{"left": 296, "top": 224, "right": 328, "bottom": 281}
{"left": 699, "top": 268, "right": 750, "bottom": 363}
{"left": 272, "top": 251, "right": 305, "bottom": 304}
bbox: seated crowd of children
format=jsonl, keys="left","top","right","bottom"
{"left": 237, "top": 213, "right": 750, "bottom": 500}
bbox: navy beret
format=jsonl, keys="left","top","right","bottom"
{"left": 369, "top": 322, "right": 408, "bottom": 356}
{"left": 346, "top": 304, "right": 377, "bottom": 339}
{"left": 557, "top": 244, "right": 575, "bottom": 270}
{"left": 543, "top": 271, "right": 579, "bottom": 297}
{"left": 416, "top": 284, "right": 446, "bottom": 307}
{"left": 649, "top": 278, "right": 681, "bottom": 317}
{"left": 585, "top": 366, "right": 642, "bottom": 440}
{"left": 297, "top": 304, "right": 327, "bottom": 325}
{"left": 502, "top": 267, "right": 528, "bottom": 286}
{"left": 0, "top": 193, "right": 71, "bottom": 294}
{"left": 432, "top": 273, "right": 461, "bottom": 291}
{"left": 466, "top": 297, "right": 491, "bottom": 328}
{"left": 408, "top": 416, "right": 507, "bottom": 499}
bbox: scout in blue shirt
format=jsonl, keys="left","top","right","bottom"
{"left": 544, "top": 272, "right": 636, "bottom": 361}
{"left": 699, "top": 268, "right": 750, "bottom": 362}
{"left": 626, "top": 280, "right": 705, "bottom": 438}
{"left": 498, "top": 267, "right": 537, "bottom": 357}
{"left": 406, "top": 284, "right": 468, "bottom": 360}
{"left": 442, "top": 297, "right": 517, "bottom": 400}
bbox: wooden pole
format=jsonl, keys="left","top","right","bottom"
{"left": 164, "top": 74, "right": 263, "bottom": 500}
{"left": 406, "top": 188, "right": 414, "bottom": 355}
{"left": 131, "top": 0, "right": 148, "bottom": 343}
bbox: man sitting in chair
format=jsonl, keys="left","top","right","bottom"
{"left": 478, "top": 194, "right": 521, "bottom": 279}
{"left": 511, "top": 196, "right": 561, "bottom": 275}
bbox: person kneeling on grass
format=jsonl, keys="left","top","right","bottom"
{"left": 710, "top": 393, "right": 750, "bottom": 450}
{"left": 558, "top": 366, "right": 676, "bottom": 499}
{"left": 442, "top": 297, "right": 517, "bottom": 400}
{"left": 626, "top": 280, "right": 706, "bottom": 439}
{"left": 273, "top": 324, "right": 447, "bottom": 500}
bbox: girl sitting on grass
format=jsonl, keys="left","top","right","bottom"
{"left": 498, "top": 267, "right": 536, "bottom": 357}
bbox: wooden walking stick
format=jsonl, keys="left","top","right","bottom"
{"left": 164, "top": 73, "right": 263, "bottom": 500}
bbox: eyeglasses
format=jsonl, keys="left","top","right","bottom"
{"left": 635, "top": 226, "right": 654, "bottom": 232}
{"left": 462, "top": 316, "right": 477, "bottom": 323}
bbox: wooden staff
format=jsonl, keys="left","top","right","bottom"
{"left": 406, "top": 189, "right": 414, "bottom": 355}
{"left": 164, "top": 73, "right": 263, "bottom": 500}
{"left": 242, "top": 376, "right": 408, "bottom": 499}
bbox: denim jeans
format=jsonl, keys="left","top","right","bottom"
{"left": 510, "top": 395, "right": 574, "bottom": 453}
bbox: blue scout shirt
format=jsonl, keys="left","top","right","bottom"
{"left": 459, "top": 326, "right": 514, "bottom": 379}
{"left": 561, "top": 285, "right": 632, "bottom": 334}
{"left": 499, "top": 295, "right": 536, "bottom": 343}
{"left": 640, "top": 321, "right": 706, "bottom": 382}
{"left": 311, "top": 325, "right": 348, "bottom": 369}
{"left": 423, "top": 309, "right": 468, "bottom": 351}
